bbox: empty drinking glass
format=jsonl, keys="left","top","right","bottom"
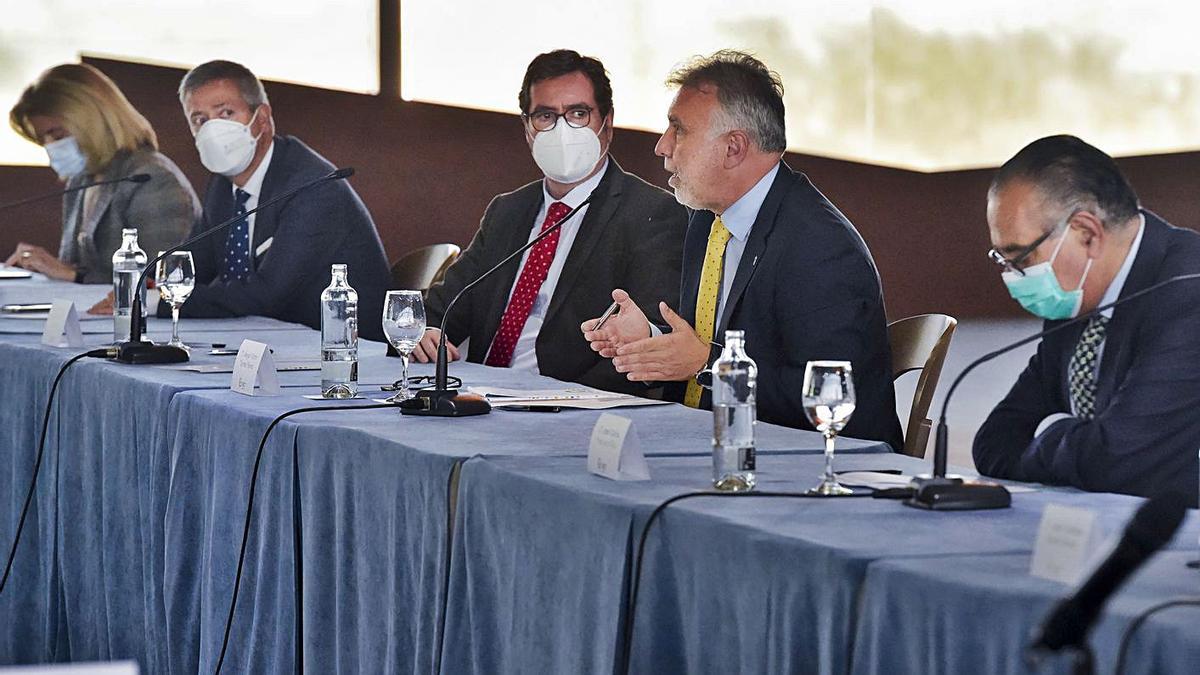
{"left": 156, "top": 251, "right": 195, "bottom": 349}
{"left": 802, "top": 360, "right": 857, "bottom": 496}
{"left": 382, "top": 290, "right": 426, "bottom": 401}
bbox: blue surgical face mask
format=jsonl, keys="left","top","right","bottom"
{"left": 45, "top": 136, "right": 87, "bottom": 180}
{"left": 1002, "top": 229, "right": 1093, "bottom": 320}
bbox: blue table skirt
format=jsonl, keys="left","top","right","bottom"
{"left": 851, "top": 550, "right": 1200, "bottom": 675}
{"left": 159, "top": 366, "right": 887, "bottom": 675}
{"left": 442, "top": 452, "right": 1199, "bottom": 675}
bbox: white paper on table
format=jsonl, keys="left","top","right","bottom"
{"left": 587, "top": 413, "right": 651, "bottom": 481}
{"left": 1030, "top": 503, "right": 1101, "bottom": 584}
{"left": 0, "top": 264, "right": 33, "bottom": 279}
{"left": 167, "top": 359, "right": 320, "bottom": 374}
{"left": 836, "top": 471, "right": 1036, "bottom": 493}
{"left": 469, "top": 385, "right": 670, "bottom": 410}
{"left": 41, "top": 299, "right": 84, "bottom": 348}
{"left": 230, "top": 339, "right": 281, "bottom": 395}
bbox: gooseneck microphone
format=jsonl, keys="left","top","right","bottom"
{"left": 399, "top": 196, "right": 593, "bottom": 417}
{"left": 907, "top": 272, "right": 1200, "bottom": 510}
{"left": 0, "top": 173, "right": 152, "bottom": 211}
{"left": 112, "top": 167, "right": 355, "bottom": 364}
{"left": 1028, "top": 491, "right": 1188, "bottom": 656}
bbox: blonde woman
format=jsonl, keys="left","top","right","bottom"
{"left": 5, "top": 63, "right": 198, "bottom": 283}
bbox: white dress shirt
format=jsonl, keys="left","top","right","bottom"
{"left": 495, "top": 159, "right": 609, "bottom": 373}
{"left": 1035, "top": 214, "right": 1145, "bottom": 435}
{"left": 230, "top": 142, "right": 275, "bottom": 252}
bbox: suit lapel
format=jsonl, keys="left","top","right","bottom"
{"left": 680, "top": 210, "right": 713, "bottom": 324}
{"left": 542, "top": 160, "right": 621, "bottom": 328}
{"left": 249, "top": 137, "right": 285, "bottom": 267}
{"left": 476, "top": 188, "right": 545, "bottom": 353}
{"left": 714, "top": 164, "right": 792, "bottom": 340}
{"left": 1092, "top": 212, "right": 1167, "bottom": 412}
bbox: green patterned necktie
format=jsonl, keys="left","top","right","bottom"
{"left": 1067, "top": 315, "right": 1109, "bottom": 419}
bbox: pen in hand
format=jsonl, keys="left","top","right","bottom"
{"left": 593, "top": 301, "right": 620, "bottom": 331}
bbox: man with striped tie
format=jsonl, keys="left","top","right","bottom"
{"left": 975, "top": 135, "right": 1200, "bottom": 502}
{"left": 582, "top": 51, "right": 902, "bottom": 450}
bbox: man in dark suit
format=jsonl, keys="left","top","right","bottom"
{"left": 582, "top": 51, "right": 902, "bottom": 450}
{"left": 166, "top": 60, "right": 391, "bottom": 340}
{"left": 974, "top": 135, "right": 1200, "bottom": 502}
{"left": 412, "top": 50, "right": 687, "bottom": 395}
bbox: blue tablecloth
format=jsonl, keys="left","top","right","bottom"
{"left": 442, "top": 452, "right": 1200, "bottom": 675}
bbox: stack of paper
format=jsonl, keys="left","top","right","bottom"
{"left": 467, "top": 385, "right": 671, "bottom": 410}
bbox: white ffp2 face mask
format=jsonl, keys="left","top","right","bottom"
{"left": 531, "top": 119, "right": 606, "bottom": 184}
{"left": 45, "top": 136, "right": 87, "bottom": 180}
{"left": 194, "top": 107, "right": 262, "bottom": 177}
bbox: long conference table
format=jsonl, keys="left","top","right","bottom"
{"left": 1, "top": 276, "right": 1197, "bottom": 675}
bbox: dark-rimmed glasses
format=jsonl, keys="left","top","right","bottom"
{"left": 987, "top": 209, "right": 1081, "bottom": 276}
{"left": 522, "top": 106, "right": 593, "bottom": 132}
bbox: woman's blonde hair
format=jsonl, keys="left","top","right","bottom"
{"left": 9, "top": 63, "right": 157, "bottom": 175}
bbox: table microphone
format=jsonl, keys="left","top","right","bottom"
{"left": 111, "top": 167, "right": 355, "bottom": 364}
{"left": 1028, "top": 490, "right": 1188, "bottom": 655}
{"left": 906, "top": 272, "right": 1200, "bottom": 510}
{"left": 0, "top": 173, "right": 151, "bottom": 211}
{"left": 399, "top": 196, "right": 593, "bottom": 417}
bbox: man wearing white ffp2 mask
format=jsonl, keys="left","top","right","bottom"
{"left": 413, "top": 49, "right": 687, "bottom": 397}
{"left": 166, "top": 59, "right": 392, "bottom": 341}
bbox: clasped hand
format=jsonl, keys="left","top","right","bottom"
{"left": 580, "top": 288, "right": 710, "bottom": 382}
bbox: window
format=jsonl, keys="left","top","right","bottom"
{"left": 401, "top": 1, "right": 1200, "bottom": 171}
{"left": 0, "top": 0, "right": 377, "bottom": 165}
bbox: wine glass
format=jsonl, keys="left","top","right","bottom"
{"left": 156, "top": 251, "right": 195, "bottom": 349}
{"left": 382, "top": 290, "right": 426, "bottom": 402}
{"left": 802, "top": 360, "right": 857, "bottom": 496}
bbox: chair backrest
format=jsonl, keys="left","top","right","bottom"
{"left": 389, "top": 243, "right": 462, "bottom": 291}
{"left": 888, "top": 313, "right": 958, "bottom": 458}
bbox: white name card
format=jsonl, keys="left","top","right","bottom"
{"left": 588, "top": 413, "right": 650, "bottom": 481}
{"left": 41, "top": 299, "right": 83, "bottom": 348}
{"left": 231, "top": 339, "right": 280, "bottom": 396}
{"left": 1030, "top": 503, "right": 1100, "bottom": 584}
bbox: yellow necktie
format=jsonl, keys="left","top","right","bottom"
{"left": 684, "top": 216, "right": 731, "bottom": 408}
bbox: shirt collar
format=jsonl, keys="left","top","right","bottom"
{"left": 717, "top": 163, "right": 780, "bottom": 242}
{"left": 234, "top": 141, "right": 275, "bottom": 199}
{"left": 1098, "top": 212, "right": 1145, "bottom": 318}
{"left": 542, "top": 157, "right": 610, "bottom": 210}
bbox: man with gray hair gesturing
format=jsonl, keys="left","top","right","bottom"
{"left": 582, "top": 50, "right": 902, "bottom": 450}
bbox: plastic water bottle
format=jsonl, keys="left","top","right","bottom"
{"left": 320, "top": 264, "right": 358, "bottom": 398}
{"left": 111, "top": 228, "right": 147, "bottom": 342}
{"left": 711, "top": 329, "right": 757, "bottom": 491}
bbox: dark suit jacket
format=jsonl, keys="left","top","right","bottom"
{"left": 664, "top": 163, "right": 903, "bottom": 451}
{"left": 974, "top": 212, "right": 1200, "bottom": 504}
{"left": 425, "top": 159, "right": 687, "bottom": 395}
{"left": 169, "top": 135, "right": 391, "bottom": 341}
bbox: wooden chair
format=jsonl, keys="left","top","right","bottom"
{"left": 888, "top": 313, "right": 958, "bottom": 458}
{"left": 389, "top": 243, "right": 461, "bottom": 291}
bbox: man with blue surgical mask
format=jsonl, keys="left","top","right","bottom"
{"left": 975, "top": 134, "right": 1200, "bottom": 504}
{"left": 414, "top": 49, "right": 687, "bottom": 395}
{"left": 166, "top": 59, "right": 391, "bottom": 340}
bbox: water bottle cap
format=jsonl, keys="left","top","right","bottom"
{"left": 122, "top": 228, "right": 138, "bottom": 237}
{"left": 724, "top": 329, "right": 745, "bottom": 341}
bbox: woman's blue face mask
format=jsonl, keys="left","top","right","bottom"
{"left": 1001, "top": 228, "right": 1093, "bottom": 320}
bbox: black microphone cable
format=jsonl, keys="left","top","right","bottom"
{"left": 0, "top": 347, "right": 111, "bottom": 595}
{"left": 213, "top": 401, "right": 394, "bottom": 675}
{"left": 618, "top": 487, "right": 906, "bottom": 675}
{"left": 1114, "top": 597, "right": 1200, "bottom": 675}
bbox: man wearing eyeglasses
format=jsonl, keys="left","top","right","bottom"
{"left": 975, "top": 134, "right": 1200, "bottom": 502}
{"left": 414, "top": 49, "right": 687, "bottom": 395}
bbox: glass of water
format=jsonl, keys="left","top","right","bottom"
{"left": 156, "top": 251, "right": 195, "bottom": 349}
{"left": 382, "top": 290, "right": 426, "bottom": 401}
{"left": 802, "top": 360, "right": 857, "bottom": 496}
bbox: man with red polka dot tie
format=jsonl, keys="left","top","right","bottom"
{"left": 415, "top": 50, "right": 687, "bottom": 395}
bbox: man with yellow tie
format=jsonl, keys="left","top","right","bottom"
{"left": 582, "top": 50, "right": 902, "bottom": 449}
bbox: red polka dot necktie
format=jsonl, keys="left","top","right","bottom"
{"left": 485, "top": 201, "right": 570, "bottom": 367}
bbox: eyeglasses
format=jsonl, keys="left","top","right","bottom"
{"left": 522, "top": 106, "right": 593, "bottom": 132}
{"left": 987, "top": 209, "right": 1082, "bottom": 276}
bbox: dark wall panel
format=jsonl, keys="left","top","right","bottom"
{"left": 2, "top": 57, "right": 1197, "bottom": 320}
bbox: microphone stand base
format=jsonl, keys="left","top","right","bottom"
{"left": 113, "top": 340, "right": 189, "bottom": 364}
{"left": 904, "top": 475, "right": 1012, "bottom": 511}
{"left": 398, "top": 388, "right": 491, "bottom": 417}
